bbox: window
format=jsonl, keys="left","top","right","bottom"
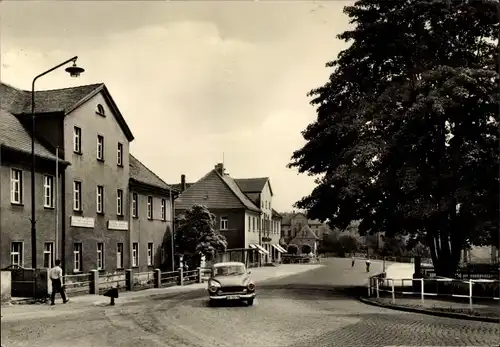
{"left": 73, "top": 126, "right": 82, "bottom": 153}
{"left": 117, "top": 243, "right": 124, "bottom": 269}
{"left": 97, "top": 243, "right": 104, "bottom": 270}
{"left": 116, "top": 189, "right": 123, "bottom": 215}
{"left": 43, "top": 175, "right": 54, "bottom": 208}
{"left": 252, "top": 217, "right": 255, "bottom": 231}
{"left": 132, "top": 243, "right": 139, "bottom": 267}
{"left": 248, "top": 216, "right": 251, "bottom": 231}
{"left": 43, "top": 242, "right": 54, "bottom": 268}
{"left": 73, "top": 243, "right": 82, "bottom": 272}
{"left": 147, "top": 243, "right": 154, "bottom": 266}
{"left": 220, "top": 216, "right": 228, "bottom": 230}
{"left": 132, "top": 193, "right": 138, "bottom": 217}
{"left": 10, "top": 169, "right": 22, "bottom": 204}
{"left": 117, "top": 143, "right": 123, "bottom": 166}
{"left": 97, "top": 135, "right": 104, "bottom": 161}
{"left": 147, "top": 196, "right": 153, "bottom": 219}
{"left": 96, "top": 186, "right": 104, "bottom": 213}
{"left": 10, "top": 242, "right": 23, "bottom": 266}
{"left": 73, "top": 181, "right": 82, "bottom": 211}
{"left": 97, "top": 104, "right": 105, "bottom": 115}
{"left": 161, "top": 199, "right": 166, "bottom": 221}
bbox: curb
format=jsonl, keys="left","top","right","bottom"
{"left": 358, "top": 296, "right": 499, "bottom": 323}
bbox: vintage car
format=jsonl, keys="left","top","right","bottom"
{"left": 207, "top": 261, "right": 256, "bottom": 306}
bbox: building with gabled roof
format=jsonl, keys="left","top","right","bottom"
{"left": 173, "top": 163, "right": 285, "bottom": 266}
{"left": 288, "top": 225, "right": 319, "bottom": 255}
{"left": 1, "top": 81, "right": 178, "bottom": 276}
{"left": 281, "top": 211, "right": 328, "bottom": 244}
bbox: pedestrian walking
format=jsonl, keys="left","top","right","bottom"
{"left": 49, "top": 259, "right": 69, "bottom": 305}
{"left": 351, "top": 256, "right": 355, "bottom": 267}
{"left": 365, "top": 258, "right": 371, "bottom": 272}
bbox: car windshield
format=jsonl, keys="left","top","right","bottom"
{"left": 213, "top": 265, "right": 246, "bottom": 276}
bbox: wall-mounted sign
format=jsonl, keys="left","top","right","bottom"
{"left": 70, "top": 216, "right": 95, "bottom": 228}
{"left": 108, "top": 220, "right": 129, "bottom": 231}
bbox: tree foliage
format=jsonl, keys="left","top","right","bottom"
{"left": 321, "top": 231, "right": 359, "bottom": 255}
{"left": 289, "top": 0, "right": 499, "bottom": 276}
{"left": 381, "top": 236, "right": 407, "bottom": 257}
{"left": 175, "top": 204, "right": 228, "bottom": 267}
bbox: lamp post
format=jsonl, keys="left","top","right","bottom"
{"left": 31, "top": 56, "right": 84, "bottom": 269}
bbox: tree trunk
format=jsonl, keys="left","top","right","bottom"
{"left": 428, "top": 225, "right": 462, "bottom": 278}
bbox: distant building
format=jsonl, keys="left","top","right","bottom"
{"left": 280, "top": 211, "right": 325, "bottom": 244}
{"left": 288, "top": 225, "right": 319, "bottom": 255}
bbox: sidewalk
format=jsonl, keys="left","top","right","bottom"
{"left": 1, "top": 264, "right": 323, "bottom": 320}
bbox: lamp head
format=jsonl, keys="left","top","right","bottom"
{"left": 65, "top": 62, "right": 84, "bottom": 77}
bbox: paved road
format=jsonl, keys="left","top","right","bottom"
{"left": 2, "top": 258, "right": 498, "bottom": 347}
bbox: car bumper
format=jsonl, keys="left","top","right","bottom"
{"left": 209, "top": 293, "right": 256, "bottom": 300}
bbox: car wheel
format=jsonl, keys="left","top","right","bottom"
{"left": 247, "top": 298, "right": 254, "bottom": 306}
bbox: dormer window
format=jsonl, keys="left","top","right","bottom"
{"left": 96, "top": 104, "right": 105, "bottom": 116}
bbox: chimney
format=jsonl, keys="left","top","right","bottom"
{"left": 181, "top": 174, "right": 186, "bottom": 192}
{"left": 214, "top": 163, "right": 224, "bottom": 175}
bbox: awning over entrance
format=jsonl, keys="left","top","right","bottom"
{"left": 272, "top": 244, "right": 286, "bottom": 253}
{"left": 250, "top": 243, "right": 269, "bottom": 255}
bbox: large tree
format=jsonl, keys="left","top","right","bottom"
{"left": 175, "top": 204, "right": 228, "bottom": 268}
{"left": 289, "top": 0, "right": 499, "bottom": 277}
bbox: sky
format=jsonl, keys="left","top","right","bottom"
{"left": 0, "top": 0, "right": 353, "bottom": 213}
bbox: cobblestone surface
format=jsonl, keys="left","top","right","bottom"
{"left": 367, "top": 296, "right": 499, "bottom": 319}
{"left": 2, "top": 259, "right": 498, "bottom": 347}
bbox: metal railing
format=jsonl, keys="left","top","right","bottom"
{"left": 64, "top": 273, "right": 91, "bottom": 296}
{"left": 422, "top": 268, "right": 498, "bottom": 279}
{"left": 367, "top": 274, "right": 499, "bottom": 311}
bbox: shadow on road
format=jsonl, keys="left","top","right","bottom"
{"left": 259, "top": 283, "right": 367, "bottom": 299}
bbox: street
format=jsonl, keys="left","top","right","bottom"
{"left": 2, "top": 259, "right": 499, "bottom": 347}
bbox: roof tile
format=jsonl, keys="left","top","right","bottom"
{"left": 129, "top": 154, "right": 176, "bottom": 191}
{"left": 234, "top": 177, "right": 269, "bottom": 193}
{"left": 220, "top": 174, "right": 260, "bottom": 212}
{"left": 290, "top": 225, "right": 319, "bottom": 242}
{"left": 1, "top": 82, "right": 104, "bottom": 114}
{"left": 175, "top": 170, "right": 260, "bottom": 212}
{"left": 1, "top": 82, "right": 134, "bottom": 142}
{"left": 0, "top": 108, "right": 58, "bottom": 160}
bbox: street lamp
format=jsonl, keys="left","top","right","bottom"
{"left": 31, "top": 56, "right": 84, "bottom": 269}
